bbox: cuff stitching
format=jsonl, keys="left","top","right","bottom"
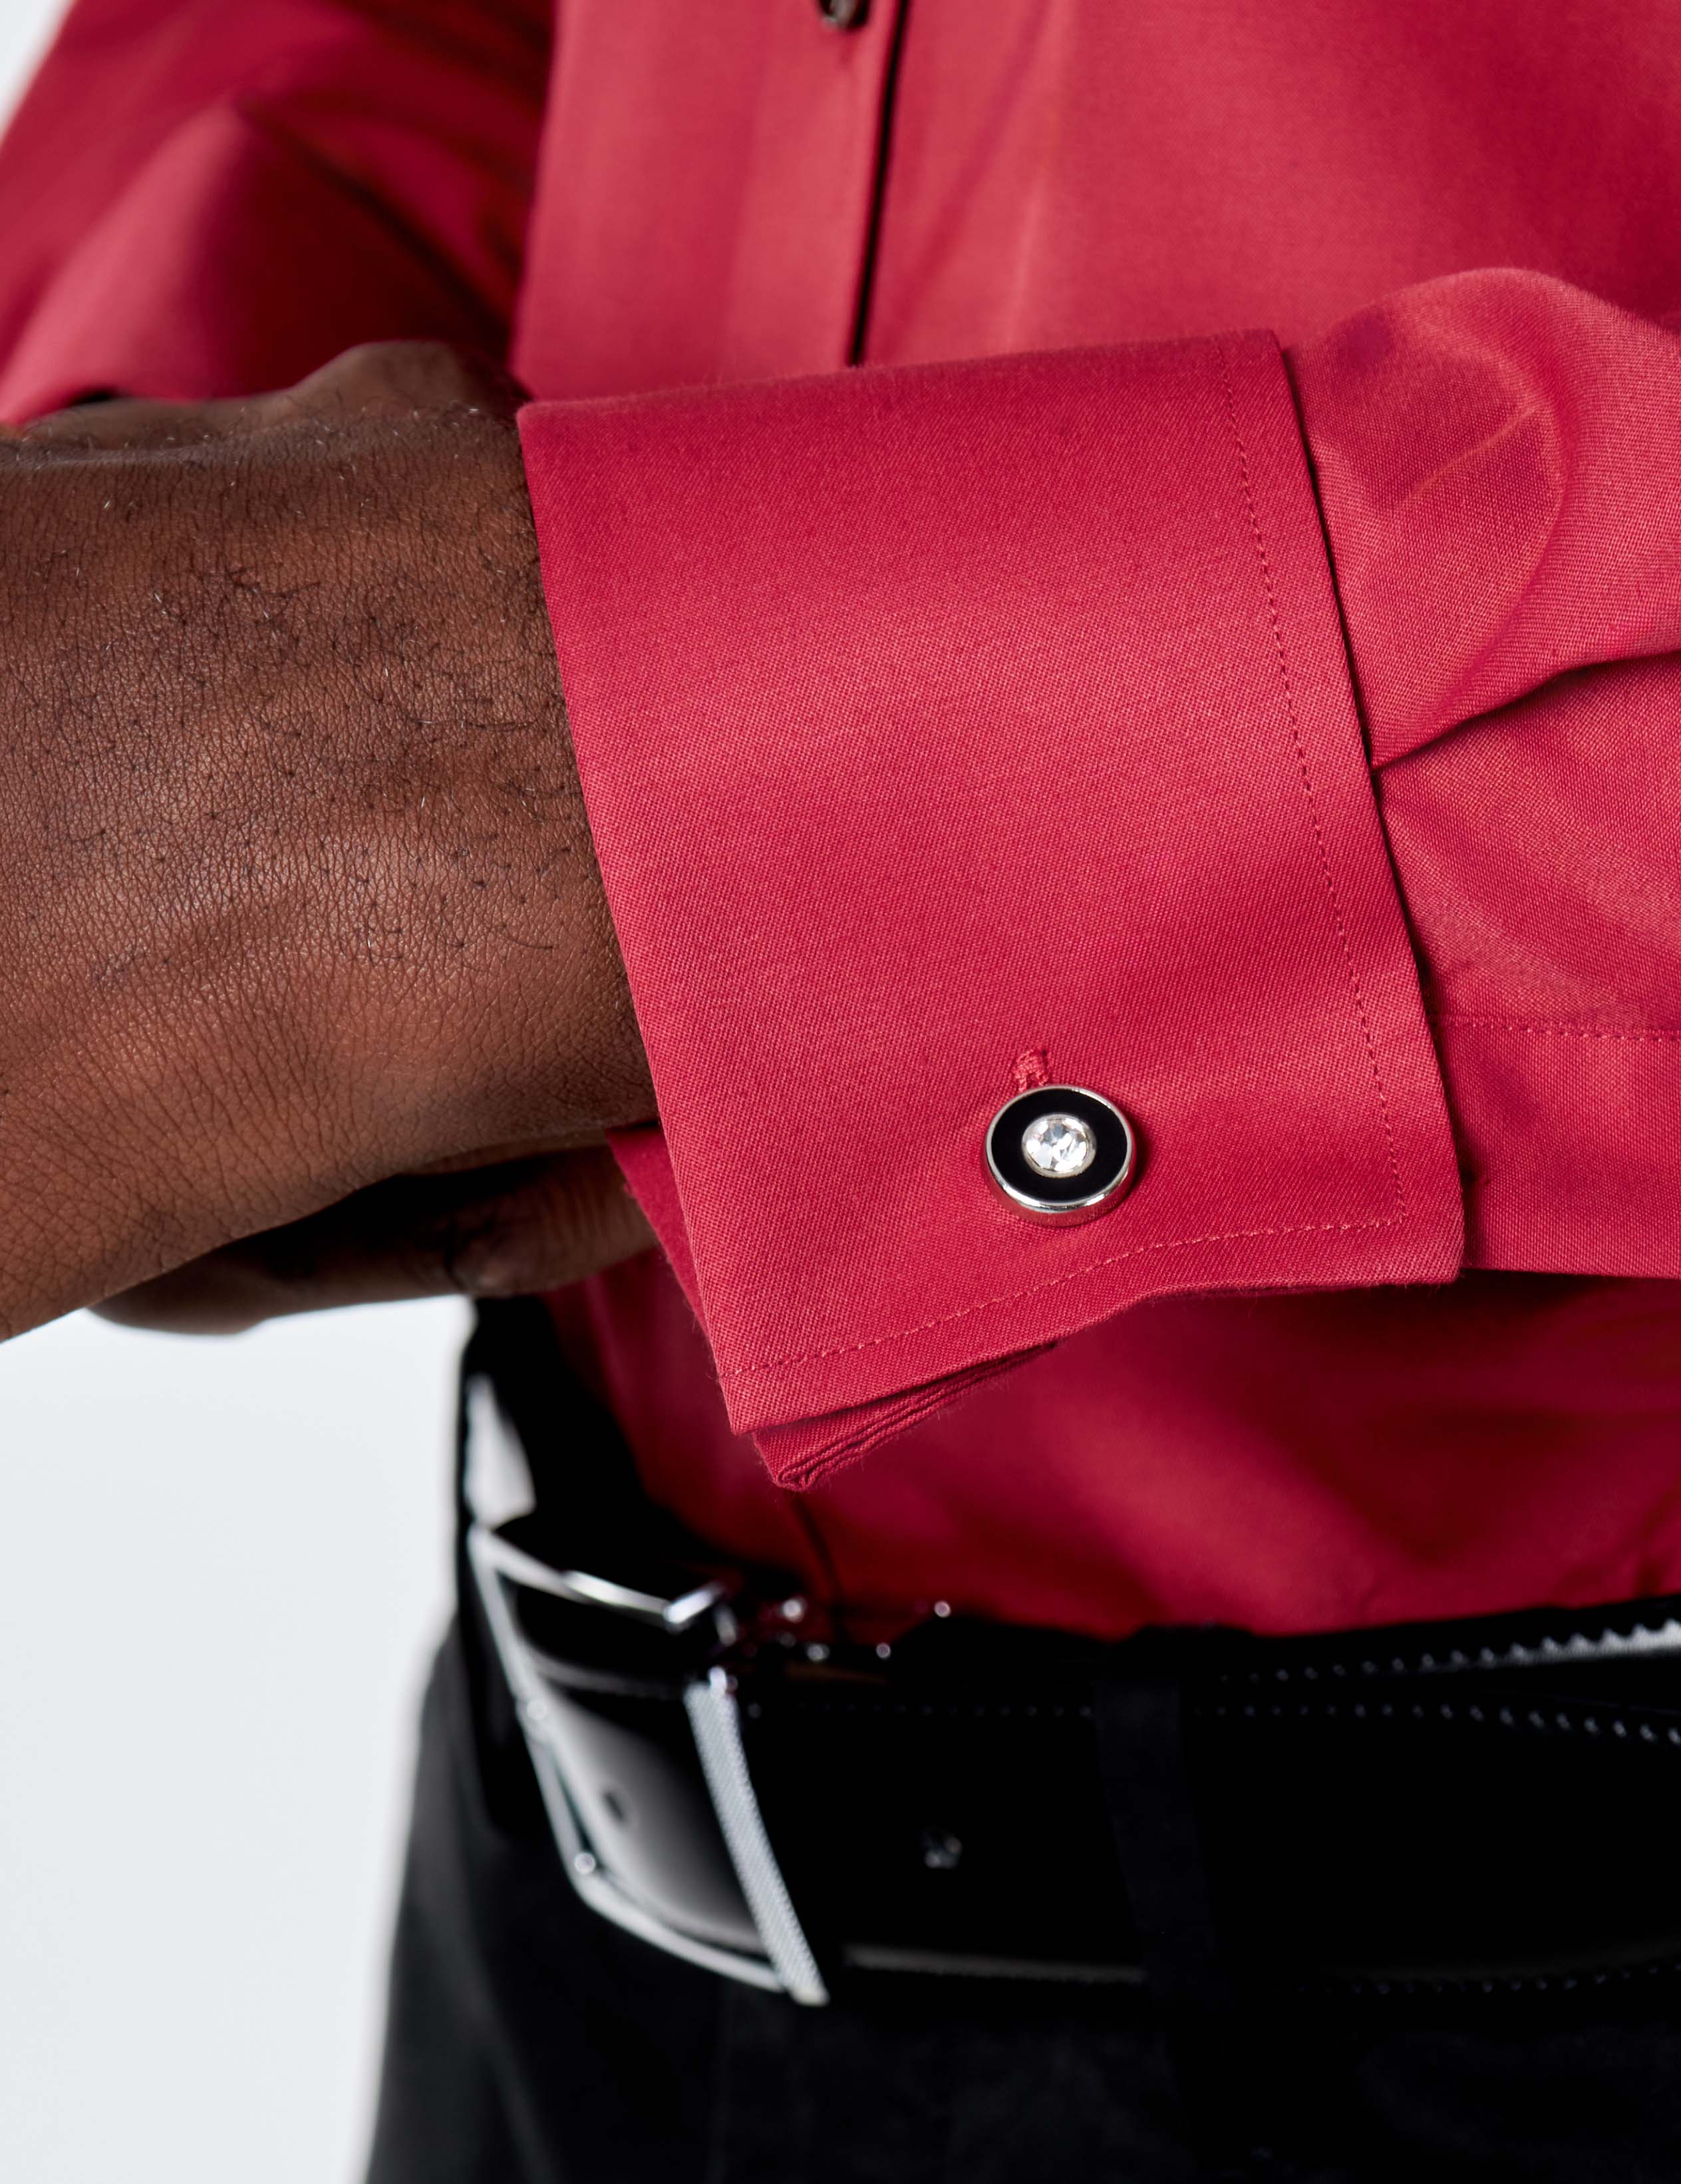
{"left": 1434, "top": 1015, "right": 1681, "bottom": 1045}
{"left": 1217, "top": 337, "right": 1408, "bottom": 1220}
{"left": 720, "top": 1211, "right": 1406, "bottom": 1384}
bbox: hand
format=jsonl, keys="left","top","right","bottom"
{"left": 0, "top": 342, "right": 655, "bottom": 1339}
{"left": 93, "top": 1143, "right": 653, "bottom": 1333}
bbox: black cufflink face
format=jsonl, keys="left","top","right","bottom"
{"left": 985, "top": 1085, "right": 1138, "bottom": 1224}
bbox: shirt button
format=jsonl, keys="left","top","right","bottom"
{"left": 815, "top": 0, "right": 871, "bottom": 25}
{"left": 985, "top": 1086, "right": 1138, "bottom": 1223}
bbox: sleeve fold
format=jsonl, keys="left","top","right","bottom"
{"left": 0, "top": 0, "right": 549, "bottom": 416}
{"left": 1293, "top": 269, "right": 1681, "bottom": 1286}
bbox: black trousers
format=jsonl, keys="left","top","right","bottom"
{"left": 365, "top": 1628, "right": 1681, "bottom": 2183}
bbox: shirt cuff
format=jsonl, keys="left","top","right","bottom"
{"left": 520, "top": 335, "right": 1463, "bottom": 1482}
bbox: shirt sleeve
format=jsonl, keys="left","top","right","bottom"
{"left": 0, "top": 0, "right": 549, "bottom": 417}
{"left": 1290, "top": 270, "right": 1681, "bottom": 1286}
{"left": 518, "top": 327, "right": 1469, "bottom": 1486}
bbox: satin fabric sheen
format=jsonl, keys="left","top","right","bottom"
{"left": 6, "top": 2, "right": 1681, "bottom": 1635}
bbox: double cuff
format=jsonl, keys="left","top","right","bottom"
{"left": 518, "top": 335, "right": 1462, "bottom": 1482}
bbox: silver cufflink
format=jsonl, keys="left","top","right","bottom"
{"left": 985, "top": 1085, "right": 1138, "bottom": 1223}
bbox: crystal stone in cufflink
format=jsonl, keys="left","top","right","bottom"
{"left": 1020, "top": 1113, "right": 1096, "bottom": 1179}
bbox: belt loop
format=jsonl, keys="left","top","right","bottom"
{"left": 1097, "top": 1627, "right": 1269, "bottom": 2165}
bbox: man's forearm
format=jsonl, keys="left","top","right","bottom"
{"left": 0, "top": 344, "right": 652, "bottom": 1336}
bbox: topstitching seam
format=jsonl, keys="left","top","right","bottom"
{"left": 722, "top": 1212, "right": 1406, "bottom": 1383}
{"left": 1434, "top": 1015, "right": 1681, "bottom": 1045}
{"left": 1215, "top": 339, "right": 1408, "bottom": 1220}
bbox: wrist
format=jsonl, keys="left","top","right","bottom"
{"left": 305, "top": 419, "right": 653, "bottom": 1170}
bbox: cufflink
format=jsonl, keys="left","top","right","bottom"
{"left": 985, "top": 1085, "right": 1138, "bottom": 1224}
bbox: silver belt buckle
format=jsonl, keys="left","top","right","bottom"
{"left": 463, "top": 1381, "right": 828, "bottom": 2005}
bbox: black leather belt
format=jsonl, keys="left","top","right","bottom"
{"left": 460, "top": 1301, "right": 1681, "bottom": 2012}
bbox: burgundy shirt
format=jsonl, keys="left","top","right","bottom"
{"left": 7, "top": 0, "right": 1681, "bottom": 1637}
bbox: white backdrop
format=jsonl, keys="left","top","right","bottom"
{"left": 0, "top": 1, "right": 55, "bottom": 110}
{"left": 0, "top": 9, "right": 463, "bottom": 2181}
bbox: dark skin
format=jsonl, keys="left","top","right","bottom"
{"left": 0, "top": 341, "right": 656, "bottom": 1339}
